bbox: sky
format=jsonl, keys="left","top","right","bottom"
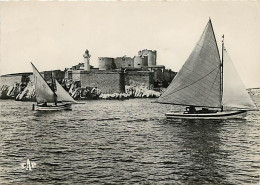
{"left": 0, "top": 1, "right": 260, "bottom": 88}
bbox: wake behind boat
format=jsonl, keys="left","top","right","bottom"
{"left": 156, "top": 19, "right": 257, "bottom": 119}
{"left": 31, "top": 62, "right": 77, "bottom": 111}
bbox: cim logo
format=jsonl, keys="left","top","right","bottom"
{"left": 21, "top": 159, "right": 36, "bottom": 171}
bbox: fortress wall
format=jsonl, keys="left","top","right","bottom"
{"left": 72, "top": 70, "right": 81, "bottom": 82}
{"left": 80, "top": 71, "right": 124, "bottom": 94}
{"left": 125, "top": 71, "right": 153, "bottom": 88}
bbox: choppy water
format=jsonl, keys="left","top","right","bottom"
{"left": 0, "top": 97, "right": 260, "bottom": 184}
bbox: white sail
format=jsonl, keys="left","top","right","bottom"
{"left": 222, "top": 49, "right": 257, "bottom": 110}
{"left": 55, "top": 79, "right": 76, "bottom": 103}
{"left": 157, "top": 19, "right": 222, "bottom": 108}
{"left": 31, "top": 63, "right": 56, "bottom": 103}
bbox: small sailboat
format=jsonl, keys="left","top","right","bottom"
{"left": 157, "top": 19, "right": 257, "bottom": 119}
{"left": 31, "top": 62, "right": 76, "bottom": 111}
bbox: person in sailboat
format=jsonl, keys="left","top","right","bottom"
{"left": 37, "top": 101, "right": 47, "bottom": 107}
{"left": 186, "top": 106, "right": 196, "bottom": 114}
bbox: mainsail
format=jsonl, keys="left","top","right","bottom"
{"left": 157, "top": 19, "right": 222, "bottom": 108}
{"left": 31, "top": 63, "right": 56, "bottom": 103}
{"left": 55, "top": 79, "right": 76, "bottom": 103}
{"left": 222, "top": 48, "right": 257, "bottom": 110}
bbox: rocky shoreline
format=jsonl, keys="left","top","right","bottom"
{"left": 1, "top": 80, "right": 259, "bottom": 102}
{"left": 0, "top": 81, "right": 162, "bottom": 101}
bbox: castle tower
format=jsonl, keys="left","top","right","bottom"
{"left": 133, "top": 55, "right": 148, "bottom": 68}
{"left": 138, "top": 49, "right": 157, "bottom": 66}
{"left": 98, "top": 57, "right": 115, "bottom": 70}
{"left": 83, "top": 49, "right": 91, "bottom": 71}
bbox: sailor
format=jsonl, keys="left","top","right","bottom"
{"left": 187, "top": 106, "right": 196, "bottom": 114}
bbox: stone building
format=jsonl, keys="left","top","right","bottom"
{"left": 64, "top": 49, "right": 176, "bottom": 94}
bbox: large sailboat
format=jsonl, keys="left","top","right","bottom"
{"left": 157, "top": 19, "right": 257, "bottom": 119}
{"left": 31, "top": 62, "right": 76, "bottom": 111}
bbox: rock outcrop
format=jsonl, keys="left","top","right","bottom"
{"left": 0, "top": 81, "right": 163, "bottom": 101}
{"left": 0, "top": 83, "right": 21, "bottom": 99}
{"left": 15, "top": 82, "right": 36, "bottom": 101}
{"left": 99, "top": 85, "right": 161, "bottom": 100}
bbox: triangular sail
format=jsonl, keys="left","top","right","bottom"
{"left": 157, "top": 19, "right": 222, "bottom": 108}
{"left": 31, "top": 63, "right": 56, "bottom": 103}
{"left": 222, "top": 49, "right": 257, "bottom": 110}
{"left": 55, "top": 79, "right": 76, "bottom": 103}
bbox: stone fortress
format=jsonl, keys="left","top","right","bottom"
{"left": 0, "top": 49, "right": 177, "bottom": 100}
{"left": 64, "top": 49, "right": 176, "bottom": 95}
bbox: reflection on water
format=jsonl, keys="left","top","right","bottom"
{"left": 0, "top": 98, "right": 260, "bottom": 184}
{"left": 179, "top": 120, "right": 225, "bottom": 184}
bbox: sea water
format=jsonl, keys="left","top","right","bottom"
{"left": 0, "top": 97, "right": 260, "bottom": 184}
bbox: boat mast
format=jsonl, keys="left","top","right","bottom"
{"left": 209, "top": 18, "right": 224, "bottom": 111}
{"left": 220, "top": 35, "right": 224, "bottom": 111}
{"left": 51, "top": 72, "right": 57, "bottom": 106}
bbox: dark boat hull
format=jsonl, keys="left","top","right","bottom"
{"left": 165, "top": 110, "right": 247, "bottom": 119}
{"left": 33, "top": 103, "right": 72, "bottom": 111}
